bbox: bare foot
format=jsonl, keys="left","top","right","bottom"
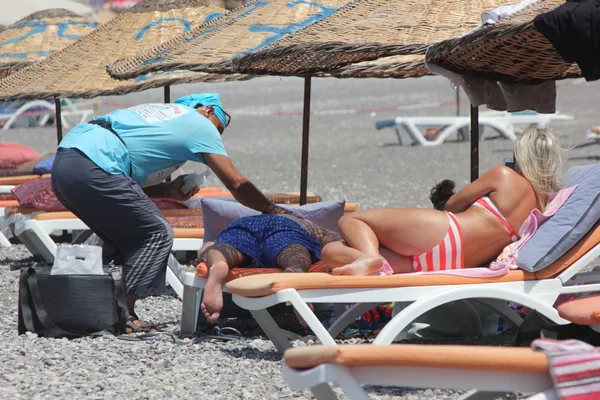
{"left": 201, "top": 261, "right": 229, "bottom": 323}
{"left": 332, "top": 256, "right": 384, "bottom": 276}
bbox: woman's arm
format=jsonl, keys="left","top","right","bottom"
{"left": 444, "top": 166, "right": 513, "bottom": 213}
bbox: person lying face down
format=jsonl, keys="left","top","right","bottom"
{"left": 198, "top": 214, "right": 343, "bottom": 323}
{"left": 321, "top": 127, "right": 564, "bottom": 276}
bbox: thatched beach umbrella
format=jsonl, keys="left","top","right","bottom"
{"left": 106, "top": 0, "right": 358, "bottom": 204}
{"left": 0, "top": 0, "right": 248, "bottom": 144}
{"left": 0, "top": 9, "right": 98, "bottom": 72}
{"left": 425, "top": 0, "right": 580, "bottom": 83}
{"left": 227, "top": 0, "right": 512, "bottom": 181}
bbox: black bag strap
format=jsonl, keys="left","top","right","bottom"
{"left": 108, "top": 265, "right": 130, "bottom": 334}
{"left": 87, "top": 120, "right": 132, "bottom": 177}
{"left": 19, "top": 268, "right": 36, "bottom": 333}
{"left": 26, "top": 267, "right": 81, "bottom": 338}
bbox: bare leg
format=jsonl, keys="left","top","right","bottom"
{"left": 322, "top": 242, "right": 412, "bottom": 276}
{"left": 328, "top": 209, "right": 448, "bottom": 276}
{"left": 200, "top": 243, "right": 246, "bottom": 323}
{"left": 329, "top": 214, "right": 385, "bottom": 275}
{"left": 277, "top": 244, "right": 315, "bottom": 327}
{"left": 277, "top": 244, "right": 313, "bottom": 273}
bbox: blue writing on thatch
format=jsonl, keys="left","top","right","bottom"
{"left": 57, "top": 21, "right": 98, "bottom": 40}
{"left": 135, "top": 18, "right": 192, "bottom": 41}
{"left": 236, "top": 0, "right": 338, "bottom": 57}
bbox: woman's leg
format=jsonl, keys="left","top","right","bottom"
{"left": 322, "top": 242, "right": 413, "bottom": 275}
{"left": 328, "top": 208, "right": 449, "bottom": 276}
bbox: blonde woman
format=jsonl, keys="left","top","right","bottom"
{"left": 322, "top": 127, "right": 564, "bottom": 276}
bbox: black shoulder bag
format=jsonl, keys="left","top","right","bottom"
{"left": 18, "top": 263, "right": 129, "bottom": 338}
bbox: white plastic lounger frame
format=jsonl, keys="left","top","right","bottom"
{"left": 281, "top": 361, "right": 557, "bottom": 400}
{"left": 13, "top": 218, "right": 203, "bottom": 299}
{"left": 376, "top": 113, "right": 573, "bottom": 147}
{"left": 230, "top": 243, "right": 600, "bottom": 354}
{"left": 0, "top": 99, "right": 94, "bottom": 130}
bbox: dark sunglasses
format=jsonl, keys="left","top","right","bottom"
{"left": 199, "top": 104, "right": 231, "bottom": 129}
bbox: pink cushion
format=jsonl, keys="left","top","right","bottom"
{"left": 12, "top": 178, "right": 190, "bottom": 212}
{"left": 556, "top": 294, "right": 600, "bottom": 325}
{"left": 0, "top": 143, "right": 41, "bottom": 169}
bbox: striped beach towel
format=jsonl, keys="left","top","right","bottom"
{"left": 532, "top": 338, "right": 600, "bottom": 399}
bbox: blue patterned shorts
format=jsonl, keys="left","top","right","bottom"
{"left": 214, "top": 215, "right": 322, "bottom": 267}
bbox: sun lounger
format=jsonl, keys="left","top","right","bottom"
{"left": 281, "top": 344, "right": 555, "bottom": 400}
{"left": 281, "top": 289, "right": 600, "bottom": 400}
{"left": 376, "top": 111, "right": 573, "bottom": 147}
{"left": 175, "top": 202, "right": 360, "bottom": 338}
{"left": 225, "top": 224, "right": 600, "bottom": 353}
{"left": 0, "top": 99, "right": 94, "bottom": 130}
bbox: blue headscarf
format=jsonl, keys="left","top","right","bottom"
{"left": 174, "top": 93, "right": 228, "bottom": 127}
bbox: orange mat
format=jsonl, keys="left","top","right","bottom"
{"left": 196, "top": 260, "right": 332, "bottom": 281}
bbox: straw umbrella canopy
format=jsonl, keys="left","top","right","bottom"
{"left": 425, "top": 0, "right": 581, "bottom": 83}
{"left": 231, "top": 0, "right": 510, "bottom": 77}
{"left": 0, "top": 0, "right": 247, "bottom": 102}
{"left": 0, "top": 9, "right": 98, "bottom": 72}
{"left": 327, "top": 55, "right": 430, "bottom": 79}
{"left": 106, "top": 0, "right": 359, "bottom": 79}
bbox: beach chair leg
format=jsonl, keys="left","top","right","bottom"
{"left": 166, "top": 255, "right": 184, "bottom": 299}
{"left": 289, "top": 295, "right": 337, "bottom": 346}
{"left": 474, "top": 298, "right": 523, "bottom": 328}
{"left": 0, "top": 231, "right": 10, "bottom": 247}
{"left": 180, "top": 285, "right": 201, "bottom": 338}
{"left": 250, "top": 309, "right": 293, "bottom": 353}
{"left": 310, "top": 383, "right": 340, "bottom": 400}
{"left": 327, "top": 303, "right": 381, "bottom": 339}
{"left": 459, "top": 390, "right": 513, "bottom": 400}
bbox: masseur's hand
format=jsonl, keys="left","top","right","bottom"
{"left": 169, "top": 175, "right": 199, "bottom": 201}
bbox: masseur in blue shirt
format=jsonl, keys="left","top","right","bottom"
{"left": 51, "top": 93, "right": 297, "bottom": 332}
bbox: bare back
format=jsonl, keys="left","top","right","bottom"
{"left": 457, "top": 168, "right": 539, "bottom": 267}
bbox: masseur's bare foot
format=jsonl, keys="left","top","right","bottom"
{"left": 332, "top": 256, "right": 384, "bottom": 276}
{"left": 201, "top": 261, "right": 229, "bottom": 323}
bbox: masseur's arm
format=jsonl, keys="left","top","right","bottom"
{"left": 202, "top": 153, "right": 298, "bottom": 216}
{"left": 444, "top": 166, "right": 511, "bottom": 213}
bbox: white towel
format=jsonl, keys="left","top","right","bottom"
{"left": 180, "top": 170, "right": 211, "bottom": 195}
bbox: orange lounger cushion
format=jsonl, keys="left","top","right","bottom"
{"left": 0, "top": 175, "right": 42, "bottom": 185}
{"left": 225, "top": 224, "right": 600, "bottom": 298}
{"left": 556, "top": 294, "right": 600, "bottom": 325}
{"left": 533, "top": 223, "right": 600, "bottom": 279}
{"left": 196, "top": 260, "right": 332, "bottom": 281}
{"left": 284, "top": 344, "right": 549, "bottom": 373}
{"left": 225, "top": 270, "right": 535, "bottom": 298}
{"left": 0, "top": 200, "right": 19, "bottom": 207}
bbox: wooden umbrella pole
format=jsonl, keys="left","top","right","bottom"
{"left": 470, "top": 105, "right": 479, "bottom": 182}
{"left": 164, "top": 85, "right": 172, "bottom": 182}
{"left": 299, "top": 76, "right": 312, "bottom": 206}
{"left": 55, "top": 98, "right": 63, "bottom": 144}
{"left": 164, "top": 85, "right": 171, "bottom": 103}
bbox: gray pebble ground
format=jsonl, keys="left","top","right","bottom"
{"left": 0, "top": 76, "right": 598, "bottom": 399}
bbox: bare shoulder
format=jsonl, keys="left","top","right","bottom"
{"left": 489, "top": 166, "right": 530, "bottom": 188}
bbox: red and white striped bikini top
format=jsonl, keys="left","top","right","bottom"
{"left": 472, "top": 196, "right": 518, "bottom": 242}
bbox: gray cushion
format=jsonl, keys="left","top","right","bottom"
{"left": 201, "top": 198, "right": 346, "bottom": 242}
{"left": 517, "top": 163, "right": 600, "bottom": 272}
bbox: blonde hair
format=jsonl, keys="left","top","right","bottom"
{"left": 513, "top": 127, "right": 563, "bottom": 211}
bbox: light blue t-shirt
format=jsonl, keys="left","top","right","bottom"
{"left": 59, "top": 103, "right": 228, "bottom": 186}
